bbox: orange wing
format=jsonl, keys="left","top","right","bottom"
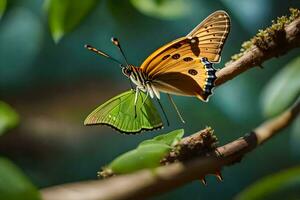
{"left": 141, "top": 10, "right": 230, "bottom": 74}
{"left": 187, "top": 10, "right": 230, "bottom": 63}
{"left": 151, "top": 57, "right": 216, "bottom": 101}
{"left": 140, "top": 10, "right": 230, "bottom": 101}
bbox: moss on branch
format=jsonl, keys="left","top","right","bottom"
{"left": 231, "top": 8, "right": 300, "bottom": 62}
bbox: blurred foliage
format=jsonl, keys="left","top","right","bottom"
{"left": 0, "top": 0, "right": 6, "bottom": 19}
{"left": 130, "top": 0, "right": 191, "bottom": 20}
{"left": 0, "top": 101, "right": 37, "bottom": 200}
{"left": 0, "top": 6, "right": 43, "bottom": 91}
{"left": 0, "top": 157, "right": 41, "bottom": 200}
{"left": 0, "top": 1, "right": 299, "bottom": 199}
{"left": 261, "top": 56, "right": 300, "bottom": 117}
{"left": 290, "top": 116, "right": 300, "bottom": 156}
{"left": 45, "top": 0, "right": 99, "bottom": 42}
{"left": 100, "top": 129, "right": 184, "bottom": 177}
{"left": 236, "top": 166, "right": 300, "bottom": 200}
{"left": 0, "top": 101, "right": 19, "bottom": 135}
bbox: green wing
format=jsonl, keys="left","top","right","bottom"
{"left": 84, "top": 90, "right": 163, "bottom": 134}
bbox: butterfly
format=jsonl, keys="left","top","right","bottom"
{"left": 84, "top": 10, "right": 230, "bottom": 134}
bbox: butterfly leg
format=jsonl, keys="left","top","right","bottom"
{"left": 150, "top": 84, "right": 160, "bottom": 99}
{"left": 134, "top": 88, "right": 140, "bottom": 118}
{"left": 134, "top": 86, "right": 146, "bottom": 118}
{"left": 146, "top": 83, "right": 154, "bottom": 98}
{"left": 156, "top": 98, "right": 170, "bottom": 126}
{"left": 167, "top": 94, "right": 185, "bottom": 124}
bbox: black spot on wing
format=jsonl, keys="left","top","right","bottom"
{"left": 172, "top": 54, "right": 180, "bottom": 59}
{"left": 189, "top": 37, "right": 200, "bottom": 57}
{"left": 188, "top": 69, "right": 198, "bottom": 76}
{"left": 183, "top": 57, "right": 193, "bottom": 62}
{"left": 162, "top": 55, "right": 170, "bottom": 60}
{"left": 172, "top": 43, "right": 182, "bottom": 49}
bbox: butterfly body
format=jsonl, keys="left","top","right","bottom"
{"left": 122, "top": 65, "right": 160, "bottom": 99}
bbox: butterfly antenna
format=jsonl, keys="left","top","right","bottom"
{"left": 156, "top": 99, "right": 170, "bottom": 126}
{"left": 84, "top": 44, "right": 123, "bottom": 66}
{"left": 167, "top": 94, "right": 185, "bottom": 124}
{"left": 111, "top": 37, "right": 129, "bottom": 66}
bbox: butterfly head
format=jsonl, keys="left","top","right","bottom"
{"left": 121, "top": 66, "right": 132, "bottom": 77}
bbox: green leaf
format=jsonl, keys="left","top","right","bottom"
{"left": 102, "top": 129, "right": 184, "bottom": 175}
{"left": 108, "top": 143, "right": 171, "bottom": 174}
{"left": 139, "top": 129, "right": 184, "bottom": 147}
{"left": 236, "top": 166, "right": 300, "bottom": 200}
{"left": 0, "top": 0, "right": 6, "bottom": 20}
{"left": 0, "top": 158, "right": 41, "bottom": 200}
{"left": 130, "top": 0, "right": 191, "bottom": 20}
{"left": 261, "top": 56, "right": 300, "bottom": 117}
{"left": 84, "top": 90, "right": 163, "bottom": 134}
{"left": 0, "top": 101, "right": 19, "bottom": 135}
{"left": 45, "top": 0, "right": 98, "bottom": 43}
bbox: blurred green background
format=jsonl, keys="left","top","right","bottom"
{"left": 0, "top": 0, "right": 299, "bottom": 199}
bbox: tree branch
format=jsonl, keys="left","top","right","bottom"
{"left": 41, "top": 98, "right": 300, "bottom": 200}
{"left": 41, "top": 12, "right": 300, "bottom": 200}
{"left": 216, "top": 16, "right": 300, "bottom": 86}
